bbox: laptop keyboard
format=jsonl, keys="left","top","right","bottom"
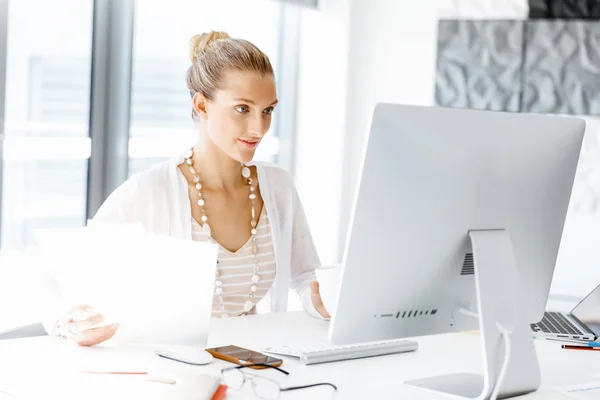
{"left": 530, "top": 312, "right": 584, "bottom": 335}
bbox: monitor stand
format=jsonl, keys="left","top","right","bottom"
{"left": 404, "top": 229, "right": 541, "bottom": 400}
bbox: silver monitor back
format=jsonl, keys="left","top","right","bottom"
{"left": 329, "top": 103, "right": 585, "bottom": 345}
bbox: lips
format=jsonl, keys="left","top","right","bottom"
{"left": 239, "top": 139, "right": 260, "bottom": 148}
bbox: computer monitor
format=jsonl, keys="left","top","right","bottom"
{"left": 329, "top": 103, "right": 585, "bottom": 399}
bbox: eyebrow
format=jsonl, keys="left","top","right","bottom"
{"left": 234, "top": 98, "right": 278, "bottom": 106}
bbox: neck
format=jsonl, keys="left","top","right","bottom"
{"left": 191, "top": 138, "right": 245, "bottom": 191}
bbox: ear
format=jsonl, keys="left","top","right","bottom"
{"left": 192, "top": 93, "right": 208, "bottom": 117}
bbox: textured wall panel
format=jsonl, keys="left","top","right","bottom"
{"left": 528, "top": 0, "right": 550, "bottom": 17}
{"left": 523, "top": 21, "right": 600, "bottom": 115}
{"left": 435, "top": 20, "right": 524, "bottom": 112}
{"left": 529, "top": 0, "right": 600, "bottom": 19}
{"left": 438, "top": 0, "right": 528, "bottom": 18}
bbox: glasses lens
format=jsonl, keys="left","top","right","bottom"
{"left": 252, "top": 376, "right": 281, "bottom": 400}
{"left": 222, "top": 368, "right": 244, "bottom": 390}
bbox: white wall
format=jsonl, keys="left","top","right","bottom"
{"left": 295, "top": 0, "right": 440, "bottom": 265}
{"left": 294, "top": 0, "right": 351, "bottom": 266}
{"left": 338, "top": 0, "right": 440, "bottom": 256}
{"left": 550, "top": 117, "right": 600, "bottom": 300}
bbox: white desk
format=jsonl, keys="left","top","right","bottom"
{"left": 0, "top": 311, "right": 597, "bottom": 399}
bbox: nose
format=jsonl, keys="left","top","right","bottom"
{"left": 248, "top": 114, "right": 270, "bottom": 138}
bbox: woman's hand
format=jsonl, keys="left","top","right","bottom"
{"left": 310, "top": 281, "right": 331, "bottom": 318}
{"left": 59, "top": 305, "right": 119, "bottom": 346}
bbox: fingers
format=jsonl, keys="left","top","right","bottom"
{"left": 68, "top": 314, "right": 105, "bottom": 335}
{"left": 310, "top": 281, "right": 321, "bottom": 296}
{"left": 66, "top": 305, "right": 94, "bottom": 320}
{"left": 73, "top": 324, "right": 119, "bottom": 347}
{"left": 310, "top": 281, "right": 331, "bottom": 318}
{"left": 61, "top": 305, "right": 118, "bottom": 346}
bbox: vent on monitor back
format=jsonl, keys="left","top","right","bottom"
{"left": 387, "top": 309, "right": 438, "bottom": 318}
{"left": 461, "top": 253, "right": 474, "bottom": 276}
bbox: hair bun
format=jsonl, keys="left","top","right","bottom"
{"left": 189, "top": 31, "right": 230, "bottom": 63}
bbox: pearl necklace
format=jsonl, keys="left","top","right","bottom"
{"left": 184, "top": 148, "right": 260, "bottom": 318}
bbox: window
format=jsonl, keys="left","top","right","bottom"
{"left": 0, "top": 1, "right": 93, "bottom": 251}
{"left": 0, "top": 0, "right": 93, "bottom": 330}
{"left": 129, "top": 0, "right": 283, "bottom": 176}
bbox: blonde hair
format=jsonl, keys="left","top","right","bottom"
{"left": 186, "top": 31, "right": 274, "bottom": 119}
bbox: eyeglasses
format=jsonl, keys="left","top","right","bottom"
{"left": 221, "top": 363, "right": 337, "bottom": 400}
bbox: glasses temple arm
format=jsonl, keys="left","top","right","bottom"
{"left": 280, "top": 382, "right": 338, "bottom": 392}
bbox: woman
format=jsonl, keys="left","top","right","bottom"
{"left": 47, "top": 31, "right": 330, "bottom": 346}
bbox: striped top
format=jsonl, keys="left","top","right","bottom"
{"left": 191, "top": 208, "right": 277, "bottom": 318}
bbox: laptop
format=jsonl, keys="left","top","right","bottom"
{"left": 530, "top": 284, "right": 600, "bottom": 342}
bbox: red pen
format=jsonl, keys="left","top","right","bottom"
{"left": 81, "top": 371, "right": 177, "bottom": 384}
{"left": 82, "top": 371, "right": 148, "bottom": 374}
{"left": 562, "top": 345, "right": 600, "bottom": 351}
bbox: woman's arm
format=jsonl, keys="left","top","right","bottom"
{"left": 288, "top": 182, "right": 330, "bottom": 320}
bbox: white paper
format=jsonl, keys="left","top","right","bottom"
{"left": 37, "top": 224, "right": 219, "bottom": 346}
{"left": 61, "top": 343, "right": 160, "bottom": 373}
{"left": 554, "top": 381, "right": 600, "bottom": 400}
{"left": 0, "top": 342, "right": 160, "bottom": 400}
{"left": 0, "top": 368, "right": 220, "bottom": 400}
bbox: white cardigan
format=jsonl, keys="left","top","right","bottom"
{"left": 90, "top": 151, "right": 323, "bottom": 318}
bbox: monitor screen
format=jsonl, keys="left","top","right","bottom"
{"left": 571, "top": 284, "right": 600, "bottom": 336}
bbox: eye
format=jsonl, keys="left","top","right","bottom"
{"left": 263, "top": 107, "right": 275, "bottom": 116}
{"left": 235, "top": 106, "right": 250, "bottom": 114}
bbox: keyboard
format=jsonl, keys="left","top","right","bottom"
{"left": 530, "top": 312, "right": 585, "bottom": 336}
{"left": 262, "top": 339, "right": 418, "bottom": 365}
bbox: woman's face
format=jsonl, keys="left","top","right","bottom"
{"left": 197, "top": 70, "right": 278, "bottom": 163}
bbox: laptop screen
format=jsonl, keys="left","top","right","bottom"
{"left": 571, "top": 284, "right": 600, "bottom": 337}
